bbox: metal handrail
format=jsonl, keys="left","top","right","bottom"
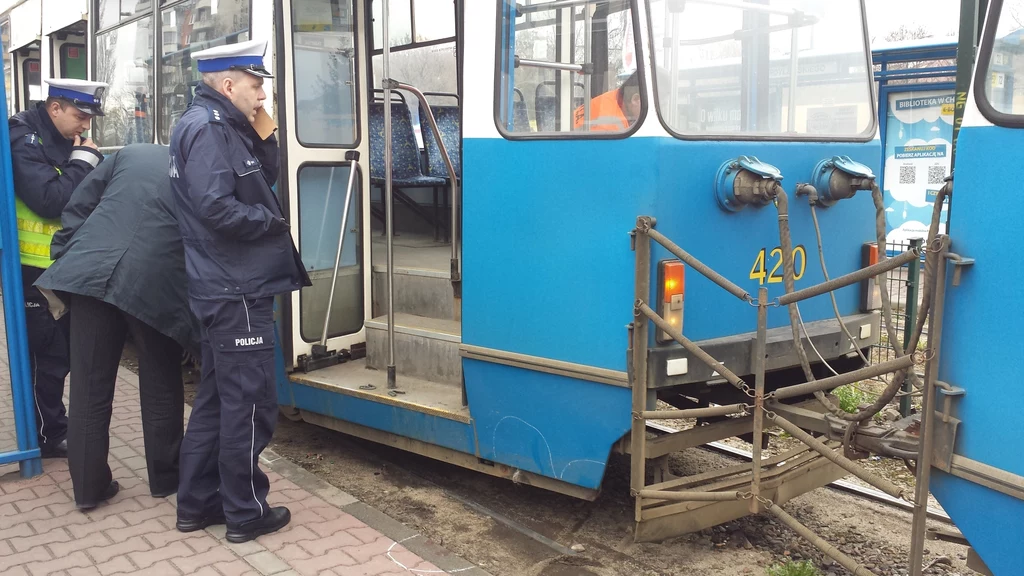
{"left": 393, "top": 80, "right": 462, "bottom": 289}
{"left": 318, "top": 152, "right": 360, "bottom": 348}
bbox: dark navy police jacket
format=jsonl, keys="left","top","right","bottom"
{"left": 9, "top": 102, "right": 104, "bottom": 296}
{"left": 8, "top": 102, "right": 104, "bottom": 220}
{"left": 169, "top": 83, "right": 310, "bottom": 300}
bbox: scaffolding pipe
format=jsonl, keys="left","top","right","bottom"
{"left": 637, "top": 302, "right": 747, "bottom": 392}
{"left": 772, "top": 355, "right": 916, "bottom": 400}
{"left": 779, "top": 248, "right": 921, "bottom": 306}
{"left": 910, "top": 239, "right": 950, "bottom": 576}
{"left": 639, "top": 490, "right": 744, "bottom": 502}
{"left": 641, "top": 403, "right": 747, "bottom": 420}
{"left": 647, "top": 228, "right": 752, "bottom": 302}
{"left": 768, "top": 504, "right": 875, "bottom": 576}
{"left": 771, "top": 413, "right": 905, "bottom": 499}
{"left": 751, "top": 287, "right": 768, "bottom": 511}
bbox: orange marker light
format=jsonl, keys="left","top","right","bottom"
{"left": 657, "top": 260, "right": 685, "bottom": 343}
{"left": 662, "top": 261, "right": 685, "bottom": 303}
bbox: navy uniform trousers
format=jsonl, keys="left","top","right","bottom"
{"left": 178, "top": 296, "right": 279, "bottom": 524}
{"left": 22, "top": 267, "right": 69, "bottom": 452}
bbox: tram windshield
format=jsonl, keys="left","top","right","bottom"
{"left": 647, "top": 0, "right": 874, "bottom": 139}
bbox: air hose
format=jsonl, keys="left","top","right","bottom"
{"left": 774, "top": 180, "right": 950, "bottom": 422}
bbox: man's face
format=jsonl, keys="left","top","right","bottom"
{"left": 49, "top": 102, "right": 92, "bottom": 140}
{"left": 224, "top": 73, "right": 266, "bottom": 124}
{"left": 625, "top": 91, "right": 642, "bottom": 124}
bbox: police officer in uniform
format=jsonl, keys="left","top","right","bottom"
{"left": 7, "top": 79, "right": 107, "bottom": 458}
{"left": 169, "top": 39, "right": 310, "bottom": 543}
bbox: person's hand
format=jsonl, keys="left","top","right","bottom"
{"left": 73, "top": 135, "right": 99, "bottom": 150}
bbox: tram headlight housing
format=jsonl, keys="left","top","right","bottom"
{"left": 861, "top": 242, "right": 882, "bottom": 312}
{"left": 657, "top": 260, "right": 685, "bottom": 344}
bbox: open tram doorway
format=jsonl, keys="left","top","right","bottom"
{"left": 282, "top": 0, "right": 468, "bottom": 418}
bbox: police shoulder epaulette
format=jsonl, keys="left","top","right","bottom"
{"left": 23, "top": 133, "right": 41, "bottom": 147}
{"left": 207, "top": 107, "right": 224, "bottom": 124}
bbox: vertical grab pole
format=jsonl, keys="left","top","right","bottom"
{"left": 750, "top": 286, "right": 768, "bottom": 511}
{"left": 583, "top": 1, "right": 592, "bottom": 130}
{"left": 909, "top": 237, "right": 949, "bottom": 576}
{"left": 787, "top": 20, "right": 798, "bottom": 132}
{"left": 382, "top": 0, "right": 397, "bottom": 390}
{"left": 318, "top": 153, "right": 360, "bottom": 348}
{"left": 631, "top": 217, "right": 653, "bottom": 521}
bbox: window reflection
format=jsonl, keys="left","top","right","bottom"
{"left": 298, "top": 165, "right": 363, "bottom": 341}
{"left": 94, "top": 18, "right": 154, "bottom": 147}
{"left": 292, "top": 0, "right": 357, "bottom": 146}
{"left": 159, "top": 0, "right": 250, "bottom": 143}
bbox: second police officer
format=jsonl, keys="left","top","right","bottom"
{"left": 7, "top": 78, "right": 107, "bottom": 458}
{"left": 169, "top": 39, "right": 310, "bottom": 543}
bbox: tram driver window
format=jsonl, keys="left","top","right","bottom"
{"left": 980, "top": 0, "right": 1024, "bottom": 118}
{"left": 496, "top": 0, "right": 646, "bottom": 136}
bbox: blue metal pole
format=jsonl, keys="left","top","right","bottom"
{"left": 0, "top": 38, "right": 42, "bottom": 478}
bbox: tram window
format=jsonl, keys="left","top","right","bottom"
{"left": 158, "top": 0, "right": 251, "bottom": 143}
{"left": 372, "top": 0, "right": 413, "bottom": 49}
{"left": 23, "top": 59, "right": 42, "bottom": 109}
{"left": 292, "top": 0, "right": 358, "bottom": 147}
{"left": 371, "top": 41, "right": 457, "bottom": 147}
{"left": 297, "top": 164, "right": 364, "bottom": 342}
{"left": 1, "top": 19, "right": 11, "bottom": 115}
{"left": 96, "top": 0, "right": 149, "bottom": 30}
{"left": 979, "top": 0, "right": 1024, "bottom": 120}
{"left": 413, "top": 0, "right": 455, "bottom": 43}
{"left": 495, "top": 0, "right": 646, "bottom": 137}
{"left": 60, "top": 44, "right": 87, "bottom": 80}
{"left": 646, "top": 0, "right": 874, "bottom": 139}
{"left": 94, "top": 18, "right": 154, "bottom": 147}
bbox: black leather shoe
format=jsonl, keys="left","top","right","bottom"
{"left": 77, "top": 480, "right": 120, "bottom": 511}
{"left": 176, "top": 510, "right": 227, "bottom": 533}
{"left": 40, "top": 439, "right": 67, "bottom": 458}
{"left": 225, "top": 507, "right": 291, "bottom": 543}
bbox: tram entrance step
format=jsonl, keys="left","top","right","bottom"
{"left": 290, "top": 357, "right": 470, "bottom": 422}
{"left": 371, "top": 267, "right": 453, "bottom": 319}
{"left": 366, "top": 313, "right": 462, "bottom": 387}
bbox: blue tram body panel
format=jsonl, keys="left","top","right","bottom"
{"left": 461, "top": 137, "right": 880, "bottom": 372}
{"left": 463, "top": 359, "right": 632, "bottom": 489}
{"left": 930, "top": 124, "right": 1024, "bottom": 576}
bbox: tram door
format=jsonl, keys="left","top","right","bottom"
{"left": 280, "top": 0, "right": 372, "bottom": 365}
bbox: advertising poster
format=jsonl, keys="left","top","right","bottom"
{"left": 882, "top": 89, "right": 953, "bottom": 244}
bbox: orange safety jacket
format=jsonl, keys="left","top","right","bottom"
{"left": 573, "top": 89, "right": 629, "bottom": 131}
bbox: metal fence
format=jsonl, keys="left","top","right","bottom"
{"left": 870, "top": 238, "right": 925, "bottom": 416}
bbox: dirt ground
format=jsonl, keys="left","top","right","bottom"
{"left": 117, "top": 346, "right": 978, "bottom": 576}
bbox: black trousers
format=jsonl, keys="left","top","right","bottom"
{"left": 67, "top": 294, "right": 184, "bottom": 506}
{"left": 22, "top": 266, "right": 69, "bottom": 451}
{"left": 178, "top": 296, "right": 278, "bottom": 524}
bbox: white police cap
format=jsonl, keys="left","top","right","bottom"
{"left": 46, "top": 78, "right": 108, "bottom": 116}
{"left": 192, "top": 39, "right": 273, "bottom": 79}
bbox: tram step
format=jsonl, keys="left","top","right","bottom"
{"left": 371, "top": 266, "right": 454, "bottom": 320}
{"left": 365, "top": 313, "right": 462, "bottom": 387}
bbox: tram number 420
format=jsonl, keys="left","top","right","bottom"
{"left": 749, "top": 245, "right": 807, "bottom": 285}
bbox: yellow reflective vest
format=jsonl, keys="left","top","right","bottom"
{"left": 16, "top": 166, "right": 63, "bottom": 269}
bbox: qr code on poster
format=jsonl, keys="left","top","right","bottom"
{"left": 899, "top": 165, "right": 916, "bottom": 185}
{"left": 928, "top": 166, "right": 946, "bottom": 184}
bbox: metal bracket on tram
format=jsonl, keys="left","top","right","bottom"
{"left": 714, "top": 156, "right": 783, "bottom": 212}
{"left": 298, "top": 151, "right": 365, "bottom": 374}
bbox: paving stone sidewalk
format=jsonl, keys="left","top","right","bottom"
{"left": 0, "top": 313, "right": 487, "bottom": 575}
